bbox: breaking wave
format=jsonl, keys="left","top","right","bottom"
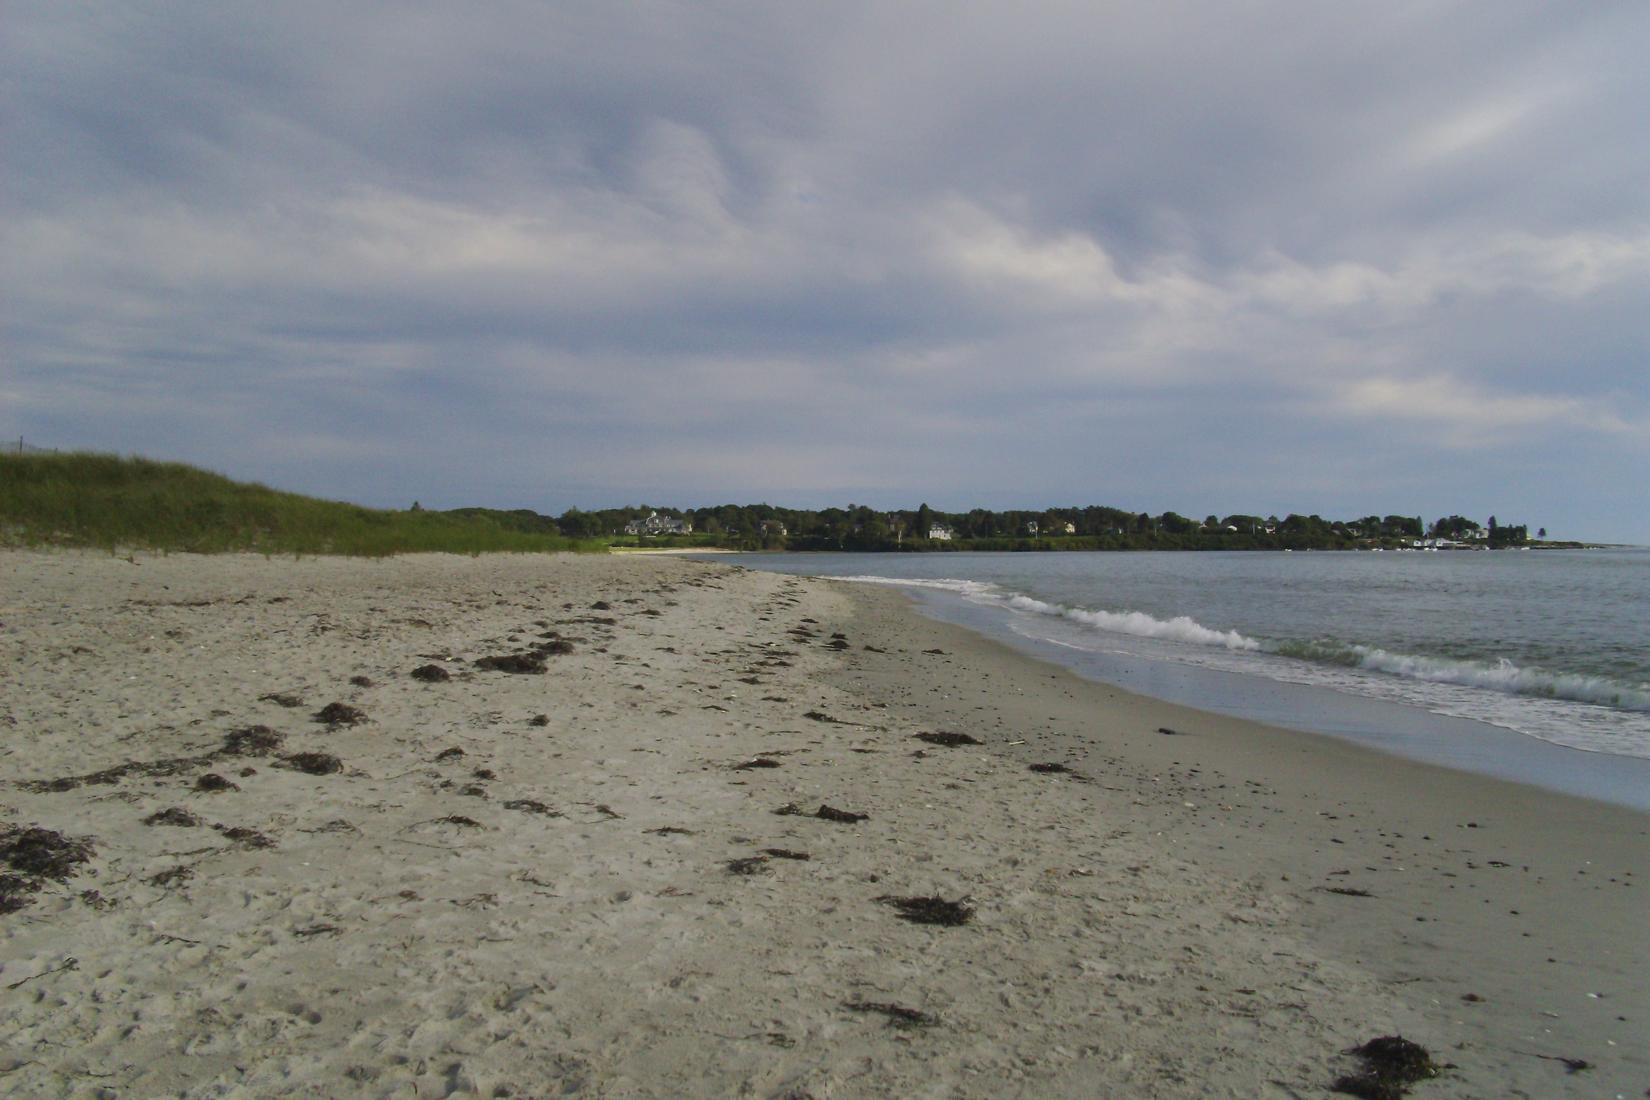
{"left": 1272, "top": 640, "right": 1650, "bottom": 713}
{"left": 837, "top": 574, "right": 1649, "bottom": 715}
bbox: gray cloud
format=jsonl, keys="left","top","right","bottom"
{"left": 4, "top": 1, "right": 1647, "bottom": 539}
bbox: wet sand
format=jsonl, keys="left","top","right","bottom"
{"left": 1, "top": 551, "right": 1642, "bottom": 1097}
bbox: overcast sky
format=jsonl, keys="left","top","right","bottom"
{"left": 4, "top": 2, "right": 1647, "bottom": 540}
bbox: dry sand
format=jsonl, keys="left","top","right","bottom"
{"left": 1, "top": 551, "right": 1643, "bottom": 1098}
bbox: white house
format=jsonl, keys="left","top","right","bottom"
{"left": 624, "top": 511, "right": 693, "bottom": 536}
{"left": 928, "top": 524, "right": 954, "bottom": 541}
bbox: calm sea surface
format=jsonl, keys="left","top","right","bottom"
{"left": 718, "top": 549, "right": 1650, "bottom": 808}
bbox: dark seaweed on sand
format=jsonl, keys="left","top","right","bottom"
{"left": 194, "top": 773, "right": 239, "bottom": 792}
{"left": 762, "top": 848, "right": 810, "bottom": 861}
{"left": 258, "top": 691, "right": 304, "bottom": 707}
{"left": 732, "top": 757, "right": 783, "bottom": 770}
{"left": 313, "top": 702, "right": 367, "bottom": 726}
{"left": 474, "top": 653, "right": 547, "bottom": 674}
{"left": 410, "top": 663, "right": 451, "bottom": 682}
{"left": 535, "top": 639, "right": 575, "bottom": 656}
{"left": 438, "top": 815, "right": 483, "bottom": 828}
{"left": 915, "top": 731, "right": 981, "bottom": 747}
{"left": 876, "top": 895, "right": 973, "bottom": 926}
{"left": 1, "top": 826, "right": 95, "bottom": 880}
{"left": 279, "top": 751, "right": 343, "bottom": 775}
{"left": 224, "top": 725, "right": 284, "bottom": 755}
{"left": 1332, "top": 1035, "right": 1444, "bottom": 1099}
{"left": 214, "top": 825, "right": 276, "bottom": 849}
{"left": 727, "top": 856, "right": 771, "bottom": 875}
{"left": 776, "top": 802, "right": 869, "bottom": 824}
{"left": 843, "top": 1000, "right": 941, "bottom": 1029}
{"left": 434, "top": 746, "right": 465, "bottom": 762}
{"left": 143, "top": 807, "right": 201, "bottom": 827}
{"left": 503, "top": 799, "right": 561, "bottom": 817}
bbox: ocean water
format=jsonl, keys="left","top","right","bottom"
{"left": 719, "top": 549, "right": 1650, "bottom": 809}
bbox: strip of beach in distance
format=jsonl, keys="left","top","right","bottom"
{"left": 2, "top": 550, "right": 1644, "bottom": 1098}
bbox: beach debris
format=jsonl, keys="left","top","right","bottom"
{"left": 1332, "top": 1035, "right": 1443, "bottom": 1099}
{"left": 437, "top": 815, "right": 483, "bottom": 828}
{"left": 349, "top": 675, "right": 375, "bottom": 688}
{"left": 223, "top": 724, "right": 284, "bottom": 755}
{"left": 762, "top": 848, "right": 811, "bottom": 861}
{"left": 592, "top": 600, "right": 613, "bottom": 610}
{"left": 876, "top": 895, "right": 974, "bottom": 927}
{"left": 802, "top": 710, "right": 841, "bottom": 723}
{"left": 1520, "top": 1052, "right": 1591, "bottom": 1074}
{"left": 1027, "top": 762, "right": 1090, "bottom": 782}
{"left": 825, "top": 638, "right": 850, "bottom": 650}
{"left": 842, "top": 1000, "right": 941, "bottom": 1029}
{"left": 293, "top": 923, "right": 341, "bottom": 938}
{"left": 258, "top": 691, "right": 304, "bottom": 707}
{"left": 1, "top": 826, "right": 95, "bottom": 881}
{"left": 279, "top": 751, "right": 343, "bottom": 775}
{"left": 775, "top": 802, "right": 870, "bottom": 824}
{"left": 1, "top": 875, "right": 38, "bottom": 915}
{"left": 732, "top": 757, "right": 783, "bottom": 770}
{"left": 591, "top": 804, "right": 624, "bottom": 819}
{"left": 1157, "top": 726, "right": 1180, "bottom": 735}
{"left": 143, "top": 807, "right": 201, "bottom": 827}
{"left": 474, "top": 652, "right": 546, "bottom": 673}
{"left": 535, "top": 639, "right": 575, "bottom": 656}
{"left": 194, "top": 773, "right": 239, "bottom": 793}
{"left": 727, "top": 856, "right": 771, "bottom": 875}
{"left": 150, "top": 865, "right": 194, "bottom": 888}
{"left": 410, "top": 663, "right": 451, "bottom": 682}
{"left": 5, "top": 957, "right": 80, "bottom": 989}
{"left": 863, "top": 644, "right": 886, "bottom": 653}
{"left": 472, "top": 768, "right": 496, "bottom": 781}
{"left": 434, "top": 746, "right": 465, "bottom": 762}
{"left": 528, "top": 714, "right": 551, "bottom": 727}
{"left": 1320, "top": 886, "right": 1376, "bottom": 898}
{"left": 646, "top": 826, "right": 695, "bottom": 836}
{"left": 915, "top": 731, "right": 982, "bottom": 747}
{"left": 503, "top": 799, "right": 561, "bottom": 816}
{"left": 313, "top": 701, "right": 367, "bottom": 726}
{"left": 214, "top": 825, "right": 275, "bottom": 848}
{"left": 923, "top": 648, "right": 947, "bottom": 655}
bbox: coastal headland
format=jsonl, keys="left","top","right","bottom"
{"left": 2, "top": 551, "right": 1642, "bottom": 1097}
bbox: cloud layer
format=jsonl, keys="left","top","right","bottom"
{"left": 5, "top": 2, "right": 1647, "bottom": 539}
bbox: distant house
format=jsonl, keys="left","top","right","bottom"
{"left": 928, "top": 524, "right": 954, "bottom": 541}
{"left": 624, "top": 511, "right": 693, "bottom": 536}
{"left": 1062, "top": 522, "right": 1077, "bottom": 535}
{"left": 1024, "top": 520, "right": 1039, "bottom": 535}
{"left": 760, "top": 520, "right": 787, "bottom": 537}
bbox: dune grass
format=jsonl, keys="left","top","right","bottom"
{"left": 0, "top": 452, "right": 601, "bottom": 556}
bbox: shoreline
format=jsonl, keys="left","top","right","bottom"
{"left": 2, "top": 551, "right": 1642, "bottom": 1096}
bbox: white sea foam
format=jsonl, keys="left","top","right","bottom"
{"left": 1338, "top": 646, "right": 1650, "bottom": 712}
{"left": 1003, "top": 595, "right": 1263, "bottom": 651}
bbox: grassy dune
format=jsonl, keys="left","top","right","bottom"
{"left": 0, "top": 453, "right": 598, "bottom": 556}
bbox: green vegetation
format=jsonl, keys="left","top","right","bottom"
{"left": 0, "top": 453, "right": 597, "bottom": 556}
{"left": 1, "top": 450, "right": 1543, "bottom": 556}
{"left": 553, "top": 503, "right": 1537, "bottom": 552}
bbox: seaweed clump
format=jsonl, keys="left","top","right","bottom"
{"left": 915, "top": 732, "right": 981, "bottom": 747}
{"left": 143, "top": 807, "right": 201, "bottom": 827}
{"left": 843, "top": 1000, "right": 941, "bottom": 1029}
{"left": 1, "top": 826, "right": 95, "bottom": 880}
{"left": 279, "top": 751, "right": 344, "bottom": 775}
{"left": 313, "top": 702, "right": 367, "bottom": 726}
{"left": 474, "top": 653, "right": 547, "bottom": 674}
{"left": 410, "top": 663, "right": 451, "bottom": 682}
{"left": 223, "top": 725, "right": 284, "bottom": 755}
{"left": 876, "top": 895, "right": 973, "bottom": 926}
{"left": 0, "top": 826, "right": 96, "bottom": 912}
{"left": 776, "top": 802, "right": 869, "bottom": 824}
{"left": 1332, "top": 1036, "right": 1443, "bottom": 1099}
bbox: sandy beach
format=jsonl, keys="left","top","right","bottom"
{"left": 2, "top": 551, "right": 1643, "bottom": 1098}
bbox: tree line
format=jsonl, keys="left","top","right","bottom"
{"left": 445, "top": 503, "right": 1537, "bottom": 552}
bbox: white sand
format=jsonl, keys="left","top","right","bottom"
{"left": 1, "top": 551, "right": 1642, "bottom": 1097}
